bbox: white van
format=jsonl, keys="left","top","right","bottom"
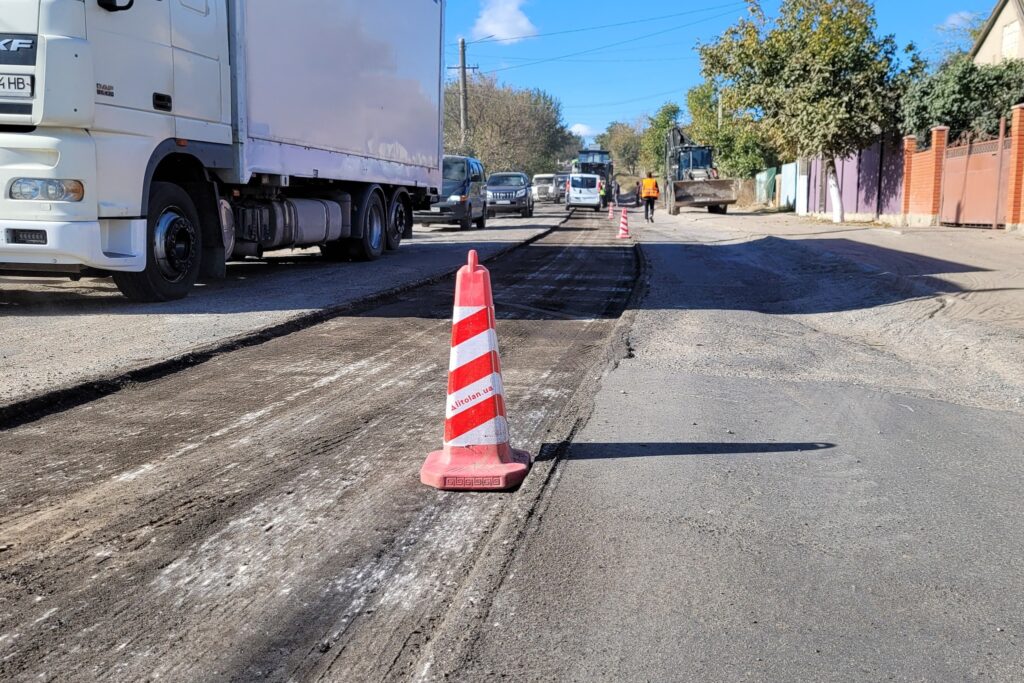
{"left": 565, "top": 173, "right": 602, "bottom": 212}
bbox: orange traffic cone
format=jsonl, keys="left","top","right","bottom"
{"left": 420, "top": 250, "right": 532, "bottom": 491}
{"left": 608, "top": 203, "right": 615, "bottom": 220}
{"left": 617, "top": 209, "right": 631, "bottom": 239}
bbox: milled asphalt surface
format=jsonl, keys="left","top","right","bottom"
{"left": 0, "top": 211, "right": 562, "bottom": 409}
{"left": 448, "top": 209, "right": 1024, "bottom": 681}
{"left": 0, "top": 209, "right": 636, "bottom": 682}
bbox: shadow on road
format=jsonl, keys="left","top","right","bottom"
{"left": 0, "top": 229, "right": 989, "bottom": 321}
{"left": 563, "top": 441, "right": 836, "bottom": 460}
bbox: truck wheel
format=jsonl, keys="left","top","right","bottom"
{"left": 349, "top": 190, "right": 386, "bottom": 261}
{"left": 459, "top": 209, "right": 473, "bottom": 231}
{"left": 113, "top": 181, "right": 202, "bottom": 302}
{"left": 475, "top": 210, "right": 487, "bottom": 230}
{"left": 385, "top": 193, "right": 409, "bottom": 251}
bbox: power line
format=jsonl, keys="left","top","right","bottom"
{"left": 456, "top": 54, "right": 701, "bottom": 65}
{"left": 447, "top": 2, "right": 746, "bottom": 46}
{"left": 484, "top": 9, "right": 742, "bottom": 74}
{"left": 562, "top": 89, "right": 683, "bottom": 110}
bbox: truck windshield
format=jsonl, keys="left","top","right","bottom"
{"left": 680, "top": 148, "right": 713, "bottom": 171}
{"left": 488, "top": 174, "right": 525, "bottom": 187}
{"left": 578, "top": 152, "right": 610, "bottom": 165}
{"left": 443, "top": 158, "right": 468, "bottom": 181}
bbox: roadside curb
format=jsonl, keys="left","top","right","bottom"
{"left": 0, "top": 220, "right": 569, "bottom": 432}
{"left": 413, "top": 234, "right": 651, "bottom": 680}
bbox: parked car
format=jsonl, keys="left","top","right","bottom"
{"left": 532, "top": 174, "right": 557, "bottom": 203}
{"left": 415, "top": 155, "right": 487, "bottom": 230}
{"left": 487, "top": 173, "right": 534, "bottom": 218}
{"left": 555, "top": 174, "right": 569, "bottom": 202}
{"left": 565, "top": 173, "right": 602, "bottom": 212}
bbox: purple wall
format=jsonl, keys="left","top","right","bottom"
{"left": 805, "top": 136, "right": 904, "bottom": 217}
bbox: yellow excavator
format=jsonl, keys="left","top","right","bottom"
{"left": 665, "top": 127, "right": 738, "bottom": 215}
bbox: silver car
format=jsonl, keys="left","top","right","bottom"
{"left": 486, "top": 173, "right": 535, "bottom": 218}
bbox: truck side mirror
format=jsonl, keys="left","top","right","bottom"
{"left": 98, "top": 0, "right": 135, "bottom": 12}
{"left": 471, "top": 173, "right": 482, "bottom": 182}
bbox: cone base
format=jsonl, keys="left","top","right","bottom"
{"left": 420, "top": 447, "right": 532, "bottom": 491}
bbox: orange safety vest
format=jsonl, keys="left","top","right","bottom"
{"left": 641, "top": 177, "right": 660, "bottom": 199}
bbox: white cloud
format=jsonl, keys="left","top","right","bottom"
{"left": 940, "top": 11, "right": 978, "bottom": 31}
{"left": 472, "top": 0, "right": 537, "bottom": 44}
{"left": 569, "top": 123, "right": 596, "bottom": 138}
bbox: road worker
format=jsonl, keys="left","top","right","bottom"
{"left": 641, "top": 172, "right": 660, "bottom": 223}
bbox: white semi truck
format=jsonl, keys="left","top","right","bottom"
{"left": 0, "top": 0, "right": 444, "bottom": 301}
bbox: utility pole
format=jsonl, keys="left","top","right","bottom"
{"left": 459, "top": 38, "right": 469, "bottom": 148}
{"left": 447, "top": 39, "right": 478, "bottom": 149}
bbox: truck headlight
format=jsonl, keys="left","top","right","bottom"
{"left": 448, "top": 194, "right": 467, "bottom": 203}
{"left": 10, "top": 179, "right": 85, "bottom": 202}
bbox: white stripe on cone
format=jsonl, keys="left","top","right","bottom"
{"left": 446, "top": 372, "right": 505, "bottom": 418}
{"left": 449, "top": 329, "right": 498, "bottom": 370}
{"left": 446, "top": 416, "right": 510, "bottom": 447}
{"left": 453, "top": 305, "right": 486, "bottom": 324}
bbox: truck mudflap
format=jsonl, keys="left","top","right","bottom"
{"left": 671, "top": 179, "right": 739, "bottom": 208}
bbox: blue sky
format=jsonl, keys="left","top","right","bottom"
{"left": 444, "top": 0, "right": 998, "bottom": 141}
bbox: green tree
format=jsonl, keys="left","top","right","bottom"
{"left": 700, "top": 0, "right": 923, "bottom": 221}
{"left": 596, "top": 122, "right": 643, "bottom": 175}
{"left": 686, "top": 80, "right": 777, "bottom": 178}
{"left": 444, "top": 75, "right": 577, "bottom": 177}
{"left": 902, "top": 56, "right": 1024, "bottom": 143}
{"left": 640, "top": 102, "right": 681, "bottom": 175}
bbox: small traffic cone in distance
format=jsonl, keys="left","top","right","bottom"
{"left": 608, "top": 203, "right": 615, "bottom": 220}
{"left": 617, "top": 209, "right": 631, "bottom": 239}
{"left": 420, "top": 250, "right": 532, "bottom": 491}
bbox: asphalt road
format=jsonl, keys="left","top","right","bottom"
{"left": 0, "top": 209, "right": 636, "bottom": 682}
{"left": 437, "top": 210, "right": 1024, "bottom": 681}
{"left": 0, "top": 211, "right": 562, "bottom": 410}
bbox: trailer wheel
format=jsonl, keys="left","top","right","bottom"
{"left": 385, "top": 192, "right": 409, "bottom": 251}
{"left": 349, "top": 190, "right": 386, "bottom": 261}
{"left": 113, "top": 181, "right": 202, "bottom": 302}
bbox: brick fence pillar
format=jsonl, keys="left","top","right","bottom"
{"left": 901, "top": 135, "right": 917, "bottom": 221}
{"left": 1005, "top": 104, "right": 1024, "bottom": 231}
{"left": 928, "top": 126, "right": 949, "bottom": 224}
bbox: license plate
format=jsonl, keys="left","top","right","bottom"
{"left": 0, "top": 74, "right": 32, "bottom": 98}
{"left": 496, "top": 200, "right": 511, "bottom": 205}
{"left": 430, "top": 206, "right": 441, "bottom": 213}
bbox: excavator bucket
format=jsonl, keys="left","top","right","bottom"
{"left": 672, "top": 179, "right": 739, "bottom": 208}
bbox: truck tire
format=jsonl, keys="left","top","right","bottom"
{"left": 475, "top": 210, "right": 487, "bottom": 229}
{"left": 385, "top": 192, "right": 409, "bottom": 251}
{"left": 459, "top": 209, "right": 473, "bottom": 231}
{"left": 113, "top": 181, "right": 202, "bottom": 302}
{"left": 349, "top": 190, "right": 386, "bottom": 261}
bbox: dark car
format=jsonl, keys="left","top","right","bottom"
{"left": 415, "top": 155, "right": 487, "bottom": 230}
{"left": 554, "top": 173, "right": 569, "bottom": 202}
{"left": 486, "top": 172, "right": 534, "bottom": 218}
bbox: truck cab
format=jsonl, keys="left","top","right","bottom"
{"left": 0, "top": 0, "right": 443, "bottom": 301}
{"left": 0, "top": 0, "right": 229, "bottom": 283}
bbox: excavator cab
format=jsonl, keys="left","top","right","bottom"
{"left": 665, "top": 127, "right": 736, "bottom": 215}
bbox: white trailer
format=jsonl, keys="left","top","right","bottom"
{"left": 0, "top": 0, "right": 444, "bottom": 300}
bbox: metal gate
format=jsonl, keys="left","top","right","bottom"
{"left": 941, "top": 137, "right": 1011, "bottom": 227}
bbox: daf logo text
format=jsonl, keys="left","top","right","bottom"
{"left": 0, "top": 39, "right": 34, "bottom": 52}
